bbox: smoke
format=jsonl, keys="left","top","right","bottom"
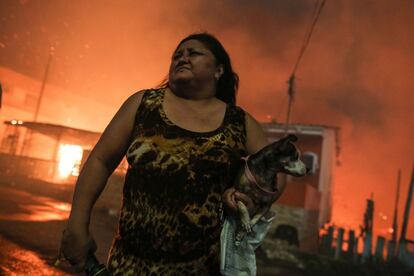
{"left": 1, "top": 0, "right": 413, "bottom": 236}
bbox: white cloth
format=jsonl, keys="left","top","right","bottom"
{"left": 220, "top": 214, "right": 275, "bottom": 276}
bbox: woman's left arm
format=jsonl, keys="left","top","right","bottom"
{"left": 245, "top": 112, "right": 269, "bottom": 155}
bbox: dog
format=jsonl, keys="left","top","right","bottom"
{"left": 231, "top": 134, "right": 307, "bottom": 245}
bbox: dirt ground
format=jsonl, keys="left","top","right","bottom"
{"left": 0, "top": 174, "right": 121, "bottom": 275}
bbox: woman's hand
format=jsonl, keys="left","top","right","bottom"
{"left": 222, "top": 187, "right": 257, "bottom": 216}
{"left": 60, "top": 226, "right": 96, "bottom": 272}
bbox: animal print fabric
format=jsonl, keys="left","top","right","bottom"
{"left": 107, "top": 88, "right": 247, "bottom": 275}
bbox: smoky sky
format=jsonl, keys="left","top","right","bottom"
{"left": 1, "top": 0, "right": 413, "bottom": 237}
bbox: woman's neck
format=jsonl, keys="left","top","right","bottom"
{"left": 168, "top": 81, "right": 216, "bottom": 102}
{"left": 165, "top": 87, "right": 219, "bottom": 108}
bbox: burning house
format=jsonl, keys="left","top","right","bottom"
{"left": 0, "top": 66, "right": 116, "bottom": 183}
{"left": 0, "top": 120, "right": 100, "bottom": 182}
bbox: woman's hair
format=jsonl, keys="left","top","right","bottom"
{"left": 161, "top": 32, "right": 239, "bottom": 105}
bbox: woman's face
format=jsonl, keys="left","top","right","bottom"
{"left": 169, "top": 39, "right": 223, "bottom": 87}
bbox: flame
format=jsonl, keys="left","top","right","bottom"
{"left": 57, "top": 144, "right": 83, "bottom": 178}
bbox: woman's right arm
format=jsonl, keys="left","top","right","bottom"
{"left": 61, "top": 91, "right": 143, "bottom": 268}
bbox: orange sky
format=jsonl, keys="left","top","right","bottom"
{"left": 1, "top": 0, "right": 413, "bottom": 238}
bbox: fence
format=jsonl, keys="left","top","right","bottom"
{"left": 319, "top": 225, "right": 414, "bottom": 267}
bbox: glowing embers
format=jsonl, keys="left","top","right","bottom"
{"left": 57, "top": 144, "right": 83, "bottom": 178}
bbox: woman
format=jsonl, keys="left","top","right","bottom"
{"left": 61, "top": 33, "right": 283, "bottom": 275}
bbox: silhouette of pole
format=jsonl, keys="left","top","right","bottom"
{"left": 362, "top": 196, "right": 374, "bottom": 262}
{"left": 399, "top": 166, "right": 414, "bottom": 244}
{"left": 284, "top": 75, "right": 295, "bottom": 135}
{"left": 34, "top": 46, "right": 54, "bottom": 121}
{"left": 392, "top": 169, "right": 401, "bottom": 242}
{"left": 0, "top": 82, "right": 3, "bottom": 110}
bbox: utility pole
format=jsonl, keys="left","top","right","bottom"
{"left": 0, "top": 82, "right": 3, "bottom": 110}
{"left": 0, "top": 82, "right": 3, "bottom": 109}
{"left": 284, "top": 75, "right": 295, "bottom": 135}
{"left": 399, "top": 167, "right": 414, "bottom": 245}
{"left": 387, "top": 169, "right": 401, "bottom": 260}
{"left": 34, "top": 46, "right": 54, "bottom": 121}
{"left": 392, "top": 170, "right": 401, "bottom": 242}
{"left": 282, "top": 0, "right": 326, "bottom": 134}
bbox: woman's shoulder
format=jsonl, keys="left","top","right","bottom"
{"left": 127, "top": 87, "right": 164, "bottom": 103}
{"left": 243, "top": 111, "right": 268, "bottom": 154}
{"left": 226, "top": 104, "right": 268, "bottom": 153}
{"left": 130, "top": 87, "right": 160, "bottom": 97}
{"left": 123, "top": 87, "right": 167, "bottom": 121}
{"left": 226, "top": 103, "right": 247, "bottom": 118}
{"left": 123, "top": 90, "right": 144, "bottom": 109}
{"left": 229, "top": 106, "right": 260, "bottom": 127}
{"left": 121, "top": 88, "right": 153, "bottom": 113}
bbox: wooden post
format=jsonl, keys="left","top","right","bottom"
{"left": 335, "top": 228, "right": 344, "bottom": 259}
{"left": 347, "top": 230, "right": 356, "bottom": 260}
{"left": 387, "top": 241, "right": 396, "bottom": 262}
{"left": 361, "top": 197, "right": 374, "bottom": 263}
{"left": 353, "top": 237, "right": 360, "bottom": 264}
{"left": 398, "top": 240, "right": 408, "bottom": 264}
{"left": 327, "top": 226, "right": 334, "bottom": 256}
{"left": 374, "top": 236, "right": 385, "bottom": 262}
{"left": 362, "top": 232, "right": 372, "bottom": 263}
{"left": 320, "top": 233, "right": 329, "bottom": 255}
{"left": 320, "top": 226, "right": 334, "bottom": 255}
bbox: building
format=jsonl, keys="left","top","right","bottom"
{"left": 0, "top": 120, "right": 101, "bottom": 182}
{"left": 0, "top": 66, "right": 116, "bottom": 182}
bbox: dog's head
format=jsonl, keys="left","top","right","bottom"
{"left": 274, "top": 134, "right": 307, "bottom": 177}
{"left": 239, "top": 134, "right": 308, "bottom": 204}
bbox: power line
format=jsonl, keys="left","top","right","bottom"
{"left": 292, "top": 0, "right": 326, "bottom": 75}
{"left": 284, "top": 0, "right": 326, "bottom": 133}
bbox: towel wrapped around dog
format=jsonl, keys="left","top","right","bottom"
{"left": 220, "top": 213, "right": 275, "bottom": 276}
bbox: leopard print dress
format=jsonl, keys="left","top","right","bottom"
{"left": 107, "top": 88, "right": 247, "bottom": 275}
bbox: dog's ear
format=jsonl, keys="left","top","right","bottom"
{"left": 287, "top": 134, "right": 298, "bottom": 142}
{"left": 279, "top": 134, "right": 298, "bottom": 152}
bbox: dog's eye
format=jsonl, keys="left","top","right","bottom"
{"left": 281, "top": 159, "right": 289, "bottom": 164}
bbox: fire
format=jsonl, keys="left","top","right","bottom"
{"left": 57, "top": 144, "right": 83, "bottom": 178}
